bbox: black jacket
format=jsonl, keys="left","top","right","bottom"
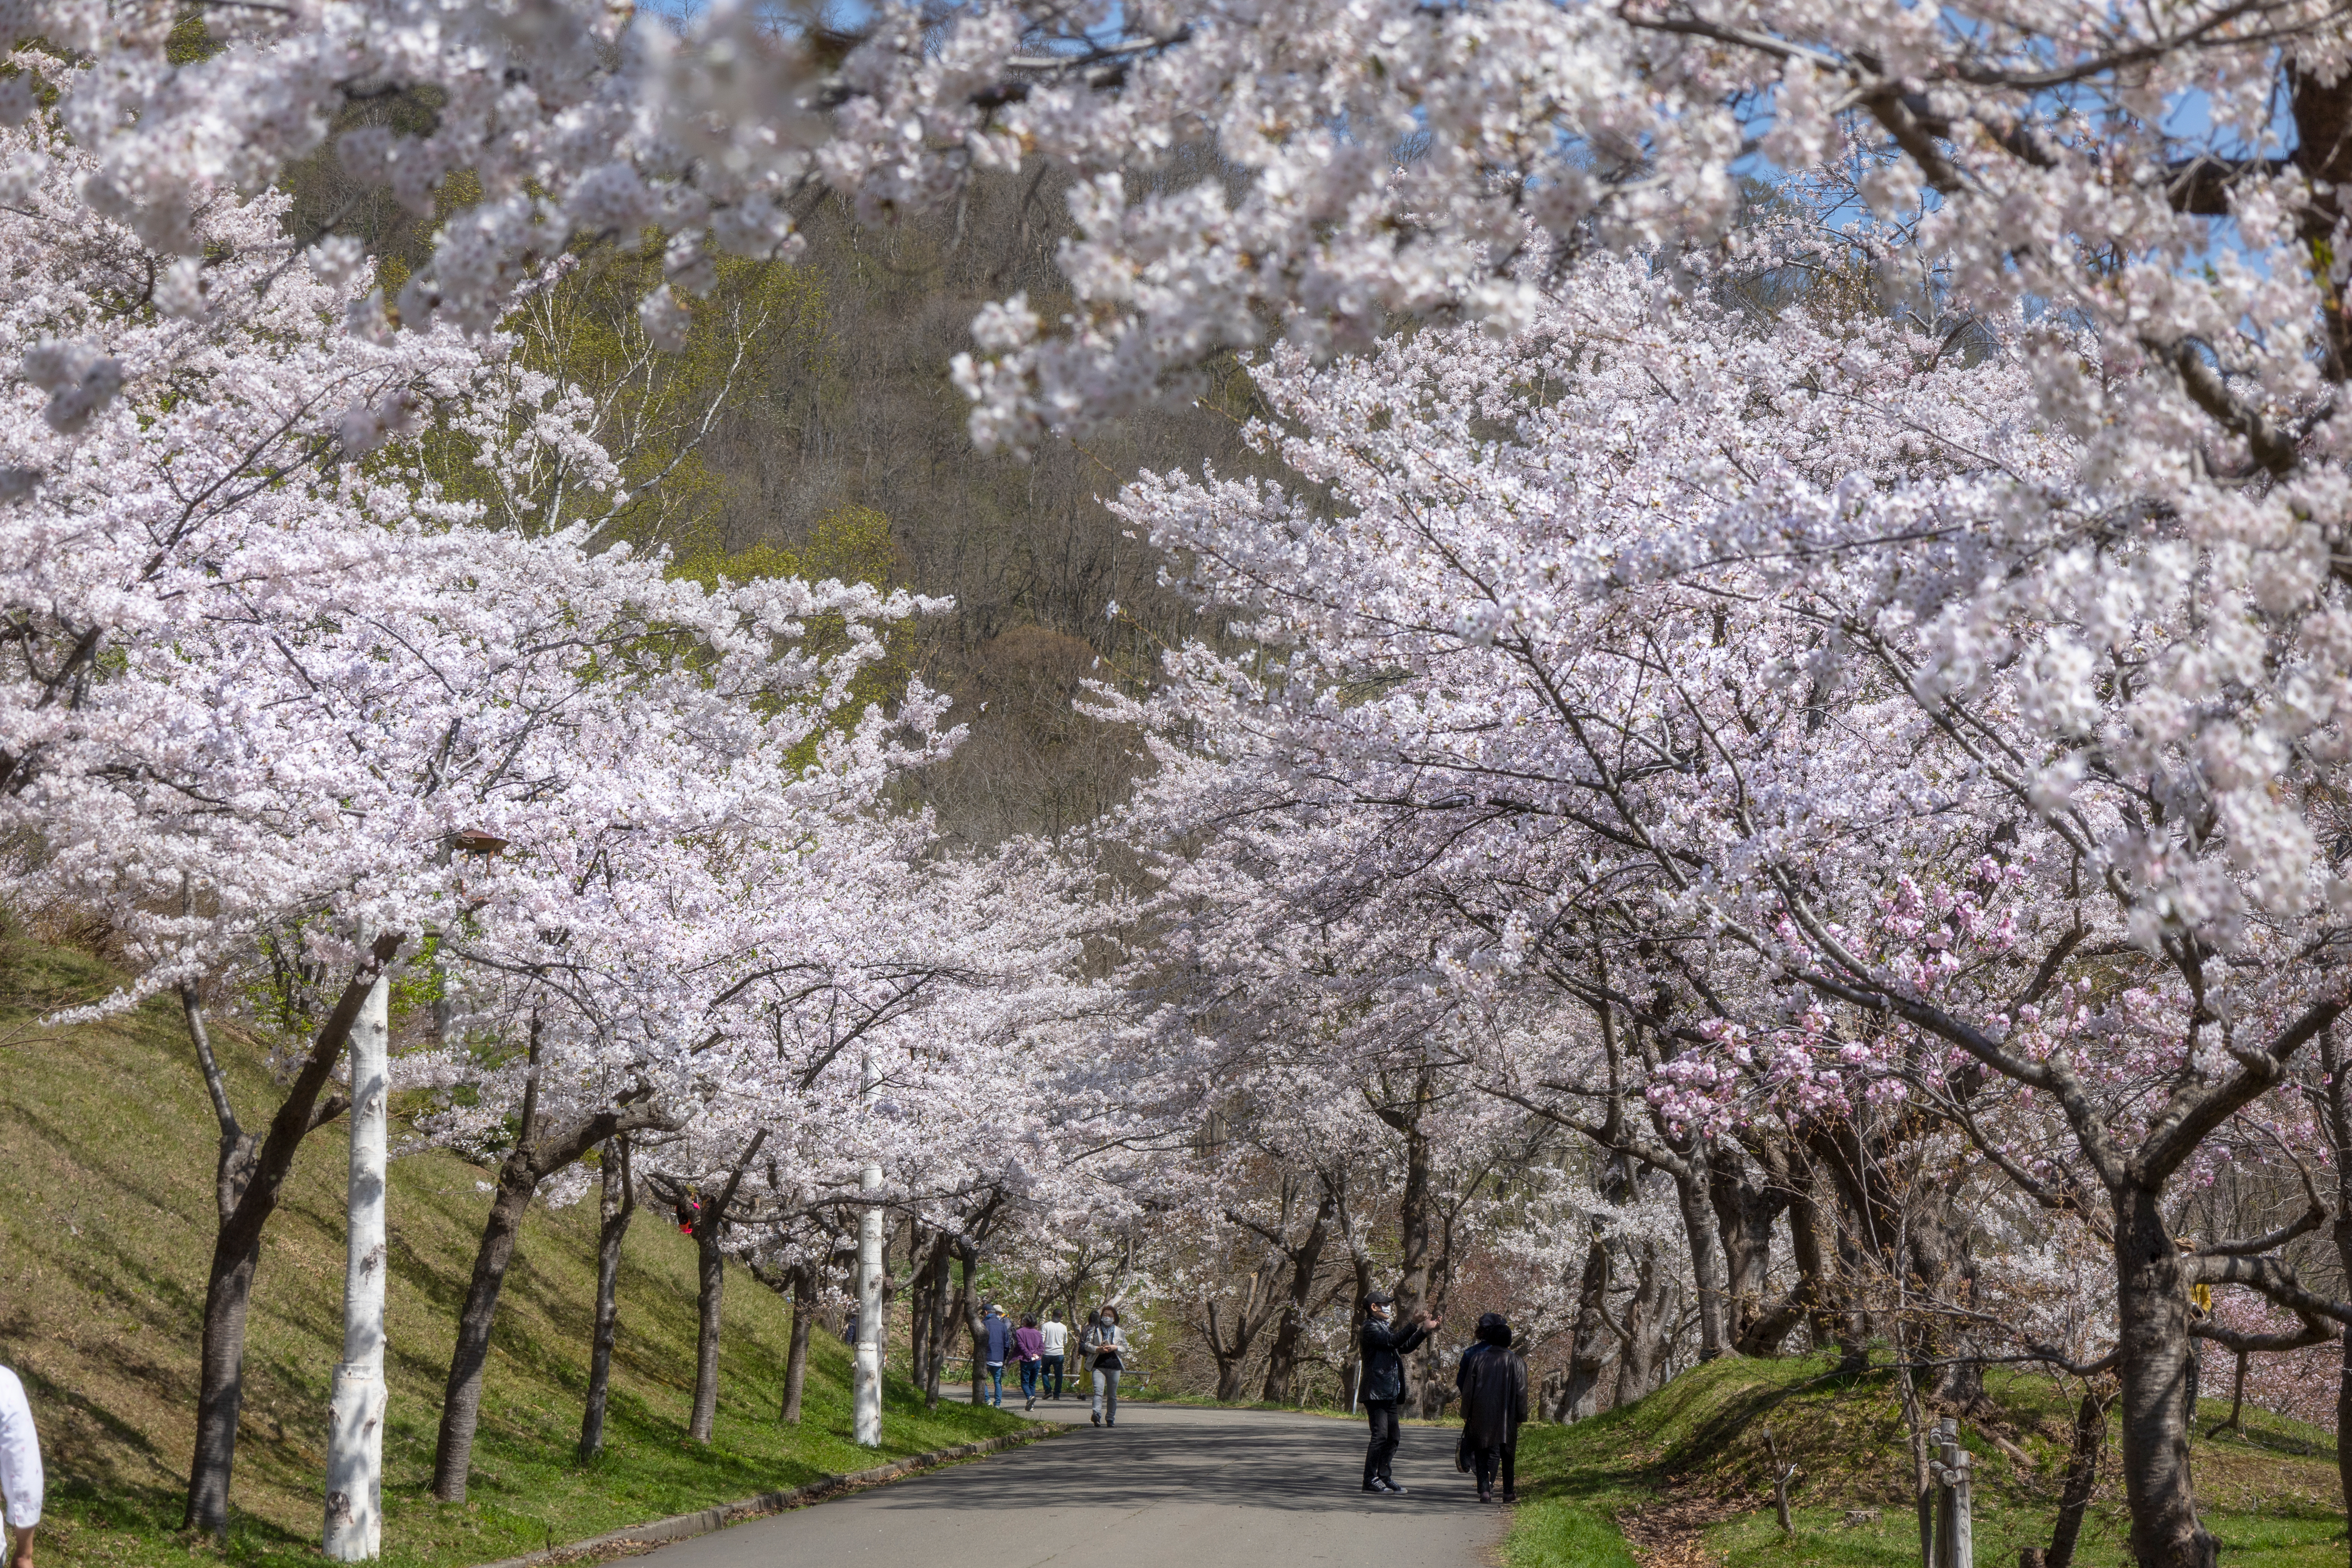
{"left": 1358, "top": 1315, "right": 1433, "bottom": 1405}
{"left": 1455, "top": 1343, "right": 1528, "bottom": 1450}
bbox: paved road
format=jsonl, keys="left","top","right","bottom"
{"left": 640, "top": 1400, "right": 1506, "bottom": 1568}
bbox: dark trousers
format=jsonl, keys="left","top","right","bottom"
{"left": 1020, "top": 1360, "right": 1041, "bottom": 1400}
{"left": 1041, "top": 1354, "right": 1065, "bottom": 1398}
{"left": 1470, "top": 1443, "right": 1516, "bottom": 1496}
{"left": 1363, "top": 1400, "right": 1401, "bottom": 1485}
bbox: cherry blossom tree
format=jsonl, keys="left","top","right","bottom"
{"left": 1100, "top": 231, "right": 2352, "bottom": 1568}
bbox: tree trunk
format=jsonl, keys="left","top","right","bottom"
{"left": 689, "top": 1220, "right": 726, "bottom": 1441}
{"left": 1554, "top": 1228, "right": 1611, "bottom": 1421}
{"left": 1614, "top": 1238, "right": 1676, "bottom": 1403}
{"left": 2046, "top": 1390, "right": 2107, "bottom": 1568}
{"left": 579, "top": 1136, "right": 634, "bottom": 1463}
{"left": 781, "top": 1265, "right": 814, "bottom": 1425}
{"left": 1671, "top": 1159, "right": 1732, "bottom": 1362}
{"left": 924, "top": 1233, "right": 952, "bottom": 1409}
{"left": 1786, "top": 1172, "right": 1844, "bottom": 1360}
{"left": 432, "top": 1069, "right": 668, "bottom": 1502}
{"left": 2338, "top": 1329, "right": 2352, "bottom": 1547}
{"left": 1212, "top": 1342, "right": 1251, "bottom": 1403}
{"left": 688, "top": 1131, "right": 768, "bottom": 1444}
{"left": 179, "top": 945, "right": 392, "bottom": 1536}
{"left": 2110, "top": 1181, "right": 2213, "bottom": 1568}
{"left": 1895, "top": 1344, "right": 1934, "bottom": 1568}
{"left": 1909, "top": 1195, "right": 1986, "bottom": 1407}
{"left": 1260, "top": 1190, "right": 1334, "bottom": 1405}
{"left": 959, "top": 1242, "right": 985, "bottom": 1406}
{"left": 907, "top": 1238, "right": 931, "bottom": 1394}
{"left": 185, "top": 1229, "right": 262, "bottom": 1533}
{"left": 1709, "top": 1148, "right": 1784, "bottom": 1348}
{"left": 432, "top": 1156, "right": 540, "bottom": 1501}
{"left": 1395, "top": 1116, "right": 1433, "bottom": 1324}
{"left": 323, "top": 952, "right": 391, "bottom": 1562}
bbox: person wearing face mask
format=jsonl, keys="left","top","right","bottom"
{"left": 1081, "top": 1306, "right": 1130, "bottom": 1427}
{"left": 1357, "top": 1291, "right": 1439, "bottom": 1495}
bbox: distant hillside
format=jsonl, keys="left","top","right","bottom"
{"left": 0, "top": 931, "right": 1023, "bottom": 1568}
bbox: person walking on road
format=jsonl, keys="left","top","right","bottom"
{"left": 0, "top": 1365, "right": 44, "bottom": 1568}
{"left": 980, "top": 1304, "right": 1015, "bottom": 1408}
{"left": 1358, "top": 1291, "right": 1439, "bottom": 1495}
{"left": 1455, "top": 1313, "right": 1528, "bottom": 1504}
{"left": 1039, "top": 1310, "right": 1069, "bottom": 1400}
{"left": 1014, "top": 1315, "right": 1046, "bottom": 1411}
{"left": 1082, "top": 1306, "right": 1130, "bottom": 1427}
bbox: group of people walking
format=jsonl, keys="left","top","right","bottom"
{"left": 978, "top": 1304, "right": 1130, "bottom": 1425}
{"left": 965, "top": 1287, "right": 1527, "bottom": 1504}
{"left": 1358, "top": 1293, "right": 1527, "bottom": 1504}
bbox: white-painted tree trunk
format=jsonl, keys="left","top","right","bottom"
{"left": 324, "top": 959, "right": 390, "bottom": 1559}
{"left": 853, "top": 1051, "right": 883, "bottom": 1447}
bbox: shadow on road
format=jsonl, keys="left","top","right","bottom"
{"left": 861, "top": 1415, "right": 1491, "bottom": 1517}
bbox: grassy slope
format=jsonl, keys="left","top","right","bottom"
{"left": 1511, "top": 1353, "right": 2343, "bottom": 1568}
{"left": 0, "top": 936, "right": 1026, "bottom": 1568}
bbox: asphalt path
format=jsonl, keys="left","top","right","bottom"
{"left": 634, "top": 1398, "right": 1507, "bottom": 1568}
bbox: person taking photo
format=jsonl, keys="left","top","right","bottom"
{"left": 1357, "top": 1291, "right": 1438, "bottom": 1495}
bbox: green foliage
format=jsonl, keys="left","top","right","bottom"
{"left": 511, "top": 245, "right": 830, "bottom": 550}
{"left": 672, "top": 504, "right": 916, "bottom": 753}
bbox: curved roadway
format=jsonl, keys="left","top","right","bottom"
{"left": 635, "top": 1400, "right": 1507, "bottom": 1568}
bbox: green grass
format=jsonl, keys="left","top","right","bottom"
{"left": 1507, "top": 1352, "right": 2346, "bottom": 1568}
{"left": 0, "top": 932, "right": 1031, "bottom": 1568}
{"left": 1506, "top": 1494, "right": 1642, "bottom": 1568}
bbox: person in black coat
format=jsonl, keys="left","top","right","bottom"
{"left": 1455, "top": 1312, "right": 1529, "bottom": 1503}
{"left": 1358, "top": 1291, "right": 1440, "bottom": 1494}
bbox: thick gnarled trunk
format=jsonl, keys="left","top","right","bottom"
{"left": 1259, "top": 1189, "right": 1334, "bottom": 1405}
{"left": 1553, "top": 1229, "right": 1610, "bottom": 1421}
{"left": 1670, "top": 1160, "right": 1731, "bottom": 1362}
{"left": 2111, "top": 1182, "right": 2211, "bottom": 1568}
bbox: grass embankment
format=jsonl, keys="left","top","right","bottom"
{"left": 1509, "top": 1354, "right": 2343, "bottom": 1568}
{"left": 0, "top": 935, "right": 1029, "bottom": 1568}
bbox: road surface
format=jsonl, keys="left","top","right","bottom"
{"left": 636, "top": 1399, "right": 1507, "bottom": 1568}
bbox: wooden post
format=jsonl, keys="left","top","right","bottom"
{"left": 1931, "top": 1416, "right": 1972, "bottom": 1568}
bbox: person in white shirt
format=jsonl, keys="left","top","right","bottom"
{"left": 0, "top": 1366, "right": 43, "bottom": 1568}
{"left": 1039, "top": 1313, "right": 1069, "bottom": 1401}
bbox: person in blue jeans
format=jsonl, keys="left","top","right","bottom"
{"left": 1014, "top": 1316, "right": 1046, "bottom": 1411}
{"left": 980, "top": 1304, "right": 1015, "bottom": 1407}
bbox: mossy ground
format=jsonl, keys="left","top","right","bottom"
{"left": 0, "top": 934, "right": 1028, "bottom": 1568}
{"left": 1509, "top": 1352, "right": 2343, "bottom": 1568}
